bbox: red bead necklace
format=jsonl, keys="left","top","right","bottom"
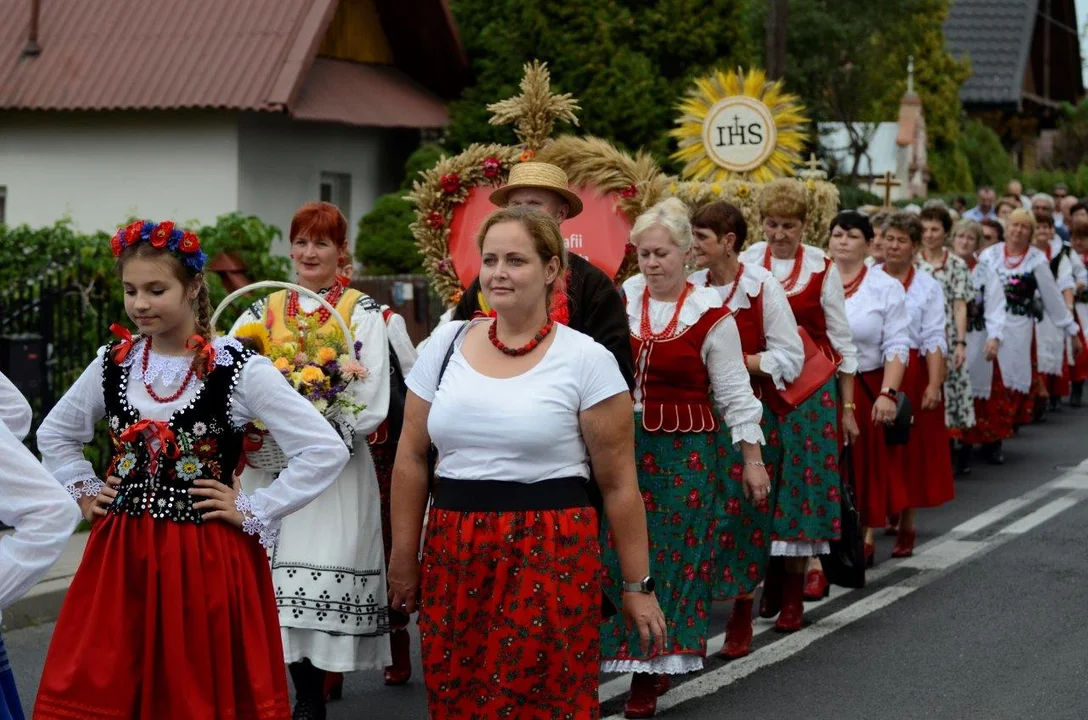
{"left": 286, "top": 282, "right": 345, "bottom": 326}
{"left": 762, "top": 244, "right": 805, "bottom": 292}
{"left": 900, "top": 265, "right": 916, "bottom": 291}
{"left": 1003, "top": 243, "right": 1029, "bottom": 270}
{"left": 141, "top": 338, "right": 196, "bottom": 404}
{"left": 488, "top": 319, "right": 555, "bottom": 356}
{"left": 842, "top": 266, "right": 868, "bottom": 299}
{"left": 705, "top": 264, "right": 745, "bottom": 307}
{"left": 640, "top": 283, "right": 692, "bottom": 341}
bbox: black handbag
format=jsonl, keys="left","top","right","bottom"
{"left": 820, "top": 449, "right": 866, "bottom": 589}
{"left": 859, "top": 379, "right": 912, "bottom": 447}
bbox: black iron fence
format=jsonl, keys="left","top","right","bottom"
{"left": 0, "top": 264, "right": 122, "bottom": 466}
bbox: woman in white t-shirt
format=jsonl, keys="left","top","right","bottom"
{"left": 388, "top": 206, "right": 665, "bottom": 720}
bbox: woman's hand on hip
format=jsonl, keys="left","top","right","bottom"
{"left": 388, "top": 550, "right": 422, "bottom": 615}
{"left": 189, "top": 475, "right": 245, "bottom": 528}
{"left": 83, "top": 475, "right": 122, "bottom": 524}
{"left": 622, "top": 592, "right": 667, "bottom": 655}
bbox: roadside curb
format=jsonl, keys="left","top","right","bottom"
{"left": 2, "top": 582, "right": 70, "bottom": 632}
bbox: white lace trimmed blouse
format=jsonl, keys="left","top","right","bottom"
{"left": 875, "top": 265, "right": 947, "bottom": 356}
{"left": 739, "top": 242, "right": 859, "bottom": 376}
{"left": 34, "top": 335, "right": 350, "bottom": 548}
{"left": 622, "top": 275, "right": 764, "bottom": 446}
{"left": 688, "top": 264, "right": 804, "bottom": 389}
{"left": 843, "top": 267, "right": 911, "bottom": 373}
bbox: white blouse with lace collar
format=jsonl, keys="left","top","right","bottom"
{"left": 622, "top": 275, "right": 764, "bottom": 446}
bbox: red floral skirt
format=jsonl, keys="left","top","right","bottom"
{"left": 960, "top": 363, "right": 1015, "bottom": 445}
{"left": 419, "top": 480, "right": 600, "bottom": 720}
{"left": 34, "top": 513, "right": 290, "bottom": 720}
{"left": 900, "top": 351, "right": 955, "bottom": 509}
{"left": 851, "top": 371, "right": 908, "bottom": 528}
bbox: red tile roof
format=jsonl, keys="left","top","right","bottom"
{"left": 0, "top": 0, "right": 464, "bottom": 125}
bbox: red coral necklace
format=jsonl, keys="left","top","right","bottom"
{"left": 640, "top": 283, "right": 692, "bottom": 340}
{"left": 762, "top": 244, "right": 805, "bottom": 292}
{"left": 488, "top": 319, "right": 555, "bottom": 356}
{"left": 141, "top": 339, "right": 195, "bottom": 404}
{"left": 706, "top": 264, "right": 745, "bottom": 307}
{"left": 287, "top": 283, "right": 345, "bottom": 326}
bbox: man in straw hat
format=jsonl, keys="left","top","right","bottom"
{"left": 453, "top": 161, "right": 634, "bottom": 387}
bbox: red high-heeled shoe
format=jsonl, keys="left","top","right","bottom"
{"left": 774, "top": 573, "right": 805, "bottom": 633}
{"left": 718, "top": 598, "right": 754, "bottom": 658}
{"left": 802, "top": 568, "right": 829, "bottom": 601}
{"left": 383, "top": 628, "right": 412, "bottom": 686}
{"left": 624, "top": 673, "right": 662, "bottom": 719}
{"left": 323, "top": 671, "right": 343, "bottom": 702}
{"left": 758, "top": 559, "right": 784, "bottom": 618}
{"left": 864, "top": 541, "right": 876, "bottom": 568}
{"left": 892, "top": 528, "right": 916, "bottom": 558}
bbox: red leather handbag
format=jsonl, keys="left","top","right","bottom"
{"left": 757, "top": 327, "right": 839, "bottom": 417}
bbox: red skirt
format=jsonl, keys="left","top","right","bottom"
{"left": 1073, "top": 326, "right": 1088, "bottom": 382}
{"left": 901, "top": 351, "right": 955, "bottom": 509}
{"left": 960, "top": 363, "right": 1015, "bottom": 445}
{"left": 34, "top": 514, "right": 290, "bottom": 720}
{"left": 1046, "top": 361, "right": 1072, "bottom": 398}
{"left": 851, "top": 371, "right": 908, "bottom": 528}
{"left": 419, "top": 481, "right": 600, "bottom": 720}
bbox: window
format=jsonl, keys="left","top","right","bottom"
{"left": 319, "top": 173, "right": 351, "bottom": 221}
{"left": 0, "top": 186, "right": 6, "bottom": 225}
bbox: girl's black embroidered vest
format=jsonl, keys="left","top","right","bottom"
{"left": 102, "top": 339, "right": 252, "bottom": 523}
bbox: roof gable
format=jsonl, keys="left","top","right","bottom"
{"left": 944, "top": 0, "right": 1039, "bottom": 106}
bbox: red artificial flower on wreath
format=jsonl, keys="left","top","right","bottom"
{"left": 124, "top": 220, "right": 145, "bottom": 243}
{"left": 620, "top": 184, "right": 638, "bottom": 199}
{"left": 482, "top": 156, "right": 502, "bottom": 179}
{"left": 439, "top": 173, "right": 461, "bottom": 194}
{"left": 520, "top": 149, "right": 536, "bottom": 163}
{"left": 150, "top": 221, "right": 174, "bottom": 248}
{"left": 110, "top": 232, "right": 124, "bottom": 257}
{"left": 624, "top": 242, "right": 637, "bottom": 256}
{"left": 179, "top": 231, "right": 201, "bottom": 253}
{"left": 427, "top": 211, "right": 446, "bottom": 229}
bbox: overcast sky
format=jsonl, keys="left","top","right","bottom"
{"left": 1078, "top": 0, "right": 1087, "bottom": 84}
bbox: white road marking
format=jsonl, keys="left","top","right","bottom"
{"left": 600, "top": 467, "right": 1088, "bottom": 716}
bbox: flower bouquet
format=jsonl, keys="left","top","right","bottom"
{"left": 211, "top": 281, "right": 368, "bottom": 472}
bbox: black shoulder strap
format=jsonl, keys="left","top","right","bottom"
{"left": 436, "top": 322, "right": 469, "bottom": 392}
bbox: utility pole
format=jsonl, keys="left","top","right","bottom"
{"left": 766, "top": 0, "right": 788, "bottom": 79}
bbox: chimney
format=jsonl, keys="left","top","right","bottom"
{"left": 22, "top": 0, "right": 41, "bottom": 57}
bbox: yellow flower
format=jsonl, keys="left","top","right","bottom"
{"left": 300, "top": 366, "right": 326, "bottom": 385}
{"left": 711, "top": 183, "right": 722, "bottom": 195}
{"left": 273, "top": 357, "right": 293, "bottom": 372}
{"left": 736, "top": 184, "right": 750, "bottom": 198}
{"left": 233, "top": 323, "right": 271, "bottom": 356}
{"left": 316, "top": 346, "right": 337, "bottom": 365}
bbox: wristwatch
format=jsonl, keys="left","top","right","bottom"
{"left": 622, "top": 576, "right": 656, "bottom": 594}
{"left": 881, "top": 387, "right": 899, "bottom": 400}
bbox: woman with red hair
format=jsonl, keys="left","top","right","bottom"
{"left": 233, "top": 202, "right": 393, "bottom": 719}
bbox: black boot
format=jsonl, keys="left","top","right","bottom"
{"left": 981, "top": 441, "right": 1005, "bottom": 465}
{"left": 956, "top": 443, "right": 972, "bottom": 476}
{"left": 289, "top": 659, "right": 327, "bottom": 720}
{"left": 1049, "top": 395, "right": 1062, "bottom": 412}
{"left": 1072, "top": 382, "right": 1084, "bottom": 408}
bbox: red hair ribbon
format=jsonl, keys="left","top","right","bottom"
{"left": 109, "top": 323, "right": 137, "bottom": 365}
{"left": 185, "top": 335, "right": 217, "bottom": 379}
{"left": 119, "top": 419, "right": 180, "bottom": 476}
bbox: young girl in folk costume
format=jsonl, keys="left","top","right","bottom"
{"left": 33, "top": 220, "right": 349, "bottom": 720}
{"left": 0, "top": 373, "right": 81, "bottom": 720}
{"left": 739, "top": 179, "right": 858, "bottom": 627}
{"left": 688, "top": 201, "right": 804, "bottom": 659}
{"left": 232, "top": 202, "right": 392, "bottom": 719}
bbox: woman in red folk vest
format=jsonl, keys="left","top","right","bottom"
{"left": 740, "top": 179, "right": 858, "bottom": 627}
{"left": 688, "top": 201, "right": 804, "bottom": 659}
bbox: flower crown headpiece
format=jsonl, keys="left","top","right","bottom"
{"left": 110, "top": 220, "right": 207, "bottom": 272}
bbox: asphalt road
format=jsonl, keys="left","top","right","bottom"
{"left": 7, "top": 406, "right": 1088, "bottom": 719}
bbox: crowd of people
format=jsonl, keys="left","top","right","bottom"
{"left": 0, "top": 167, "right": 1086, "bottom": 720}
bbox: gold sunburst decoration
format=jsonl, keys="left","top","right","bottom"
{"left": 671, "top": 68, "right": 809, "bottom": 184}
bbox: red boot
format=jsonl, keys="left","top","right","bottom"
{"left": 864, "top": 541, "right": 876, "bottom": 568}
{"left": 758, "top": 558, "right": 783, "bottom": 619}
{"left": 323, "top": 671, "right": 344, "bottom": 702}
{"left": 719, "top": 598, "right": 754, "bottom": 659}
{"left": 383, "top": 628, "right": 412, "bottom": 686}
{"left": 891, "top": 528, "right": 916, "bottom": 558}
{"left": 774, "top": 572, "right": 805, "bottom": 633}
{"left": 624, "top": 673, "right": 661, "bottom": 719}
{"left": 802, "top": 568, "right": 829, "bottom": 601}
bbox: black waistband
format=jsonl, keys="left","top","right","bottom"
{"left": 432, "top": 477, "right": 590, "bottom": 512}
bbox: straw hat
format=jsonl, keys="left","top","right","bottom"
{"left": 489, "top": 162, "right": 583, "bottom": 218}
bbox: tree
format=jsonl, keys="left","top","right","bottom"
{"left": 445, "top": 0, "right": 754, "bottom": 163}
{"left": 1050, "top": 98, "right": 1088, "bottom": 171}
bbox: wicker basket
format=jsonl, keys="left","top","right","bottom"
{"left": 212, "top": 281, "right": 354, "bottom": 473}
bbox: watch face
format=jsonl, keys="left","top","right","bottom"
{"left": 644, "top": 576, "right": 656, "bottom": 593}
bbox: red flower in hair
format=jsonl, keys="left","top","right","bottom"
{"left": 624, "top": 242, "right": 636, "bottom": 255}
{"left": 439, "top": 173, "right": 461, "bottom": 194}
{"left": 110, "top": 232, "right": 124, "bottom": 257}
{"left": 123, "top": 220, "right": 144, "bottom": 243}
{"left": 427, "top": 212, "right": 447, "bottom": 229}
{"left": 179, "top": 232, "right": 201, "bottom": 253}
{"left": 620, "top": 184, "right": 638, "bottom": 198}
{"left": 482, "top": 156, "right": 502, "bottom": 179}
{"left": 150, "top": 221, "right": 174, "bottom": 248}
